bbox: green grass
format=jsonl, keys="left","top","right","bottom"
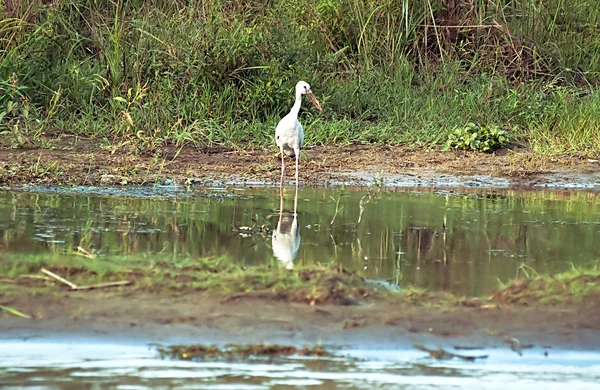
{"left": 494, "top": 262, "right": 600, "bottom": 305}
{"left": 1, "top": 1, "right": 600, "bottom": 156}
{"left": 0, "top": 252, "right": 374, "bottom": 304}
{"left": 0, "top": 251, "right": 458, "bottom": 306}
{"left": 4, "top": 252, "right": 600, "bottom": 307}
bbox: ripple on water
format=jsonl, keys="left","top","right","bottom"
{"left": 1, "top": 342, "right": 600, "bottom": 389}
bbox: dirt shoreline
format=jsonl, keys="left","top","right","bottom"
{"left": 1, "top": 137, "right": 600, "bottom": 189}
{"left": 2, "top": 291, "right": 600, "bottom": 352}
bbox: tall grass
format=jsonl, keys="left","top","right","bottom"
{"left": 1, "top": 0, "right": 600, "bottom": 156}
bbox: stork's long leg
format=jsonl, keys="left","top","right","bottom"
{"left": 294, "top": 148, "right": 300, "bottom": 189}
{"left": 279, "top": 185, "right": 284, "bottom": 219}
{"left": 293, "top": 181, "right": 298, "bottom": 217}
{"left": 280, "top": 148, "right": 285, "bottom": 193}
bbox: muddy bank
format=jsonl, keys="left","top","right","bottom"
{"left": 2, "top": 288, "right": 600, "bottom": 351}
{"left": 2, "top": 253, "right": 599, "bottom": 352}
{"left": 1, "top": 137, "right": 600, "bottom": 189}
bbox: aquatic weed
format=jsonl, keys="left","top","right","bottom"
{"left": 443, "top": 123, "right": 509, "bottom": 152}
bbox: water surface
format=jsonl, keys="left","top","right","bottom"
{"left": 1, "top": 341, "right": 599, "bottom": 389}
{"left": 1, "top": 186, "right": 599, "bottom": 295}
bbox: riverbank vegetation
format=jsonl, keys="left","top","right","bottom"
{"left": 1, "top": 0, "right": 600, "bottom": 156}
{"left": 0, "top": 253, "right": 379, "bottom": 305}
{"left": 2, "top": 252, "right": 599, "bottom": 307}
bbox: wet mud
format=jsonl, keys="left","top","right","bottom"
{"left": 2, "top": 283, "right": 600, "bottom": 353}
{"left": 1, "top": 137, "right": 600, "bottom": 190}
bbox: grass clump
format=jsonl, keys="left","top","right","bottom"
{"left": 493, "top": 264, "right": 600, "bottom": 305}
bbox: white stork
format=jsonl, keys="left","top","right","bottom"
{"left": 275, "top": 81, "right": 322, "bottom": 189}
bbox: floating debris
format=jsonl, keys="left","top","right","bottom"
{"left": 504, "top": 337, "right": 534, "bottom": 356}
{"left": 414, "top": 344, "right": 488, "bottom": 361}
{"left": 237, "top": 224, "right": 272, "bottom": 238}
{"left": 453, "top": 345, "right": 486, "bottom": 350}
{"left": 158, "top": 344, "right": 331, "bottom": 361}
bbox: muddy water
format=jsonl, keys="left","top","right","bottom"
{"left": 1, "top": 186, "right": 599, "bottom": 295}
{"left": 1, "top": 341, "right": 600, "bottom": 389}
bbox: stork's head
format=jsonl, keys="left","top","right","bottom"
{"left": 296, "top": 81, "right": 323, "bottom": 112}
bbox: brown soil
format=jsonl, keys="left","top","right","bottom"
{"left": 1, "top": 136, "right": 599, "bottom": 188}
{"left": 2, "top": 289, "right": 600, "bottom": 350}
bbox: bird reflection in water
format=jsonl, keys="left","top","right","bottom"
{"left": 272, "top": 186, "right": 300, "bottom": 269}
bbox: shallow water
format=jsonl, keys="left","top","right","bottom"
{"left": 1, "top": 185, "right": 600, "bottom": 295}
{"left": 1, "top": 341, "right": 600, "bottom": 390}
{"left": 2, "top": 185, "right": 600, "bottom": 388}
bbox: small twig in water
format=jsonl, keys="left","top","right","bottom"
{"left": 356, "top": 194, "right": 369, "bottom": 226}
{"left": 504, "top": 337, "right": 533, "bottom": 356}
{"left": 414, "top": 344, "right": 488, "bottom": 361}
{"left": 329, "top": 195, "right": 342, "bottom": 228}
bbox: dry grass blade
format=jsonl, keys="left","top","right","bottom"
{"left": 19, "top": 275, "right": 54, "bottom": 282}
{"left": 74, "top": 281, "right": 132, "bottom": 290}
{"left": 76, "top": 246, "right": 95, "bottom": 259}
{"left": 40, "top": 268, "right": 131, "bottom": 291}
{"left": 0, "top": 305, "right": 32, "bottom": 319}
{"left": 41, "top": 268, "right": 77, "bottom": 289}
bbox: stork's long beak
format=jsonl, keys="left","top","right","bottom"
{"left": 306, "top": 91, "right": 323, "bottom": 112}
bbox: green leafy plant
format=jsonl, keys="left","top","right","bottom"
{"left": 443, "top": 123, "right": 509, "bottom": 152}
{"left": 0, "top": 73, "right": 31, "bottom": 147}
{"left": 0, "top": 73, "right": 61, "bottom": 148}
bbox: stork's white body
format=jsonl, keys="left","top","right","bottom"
{"left": 275, "top": 81, "right": 321, "bottom": 189}
{"left": 275, "top": 110, "right": 304, "bottom": 158}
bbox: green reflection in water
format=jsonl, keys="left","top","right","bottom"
{"left": 1, "top": 187, "right": 599, "bottom": 296}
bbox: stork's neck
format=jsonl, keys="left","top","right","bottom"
{"left": 289, "top": 90, "right": 302, "bottom": 117}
